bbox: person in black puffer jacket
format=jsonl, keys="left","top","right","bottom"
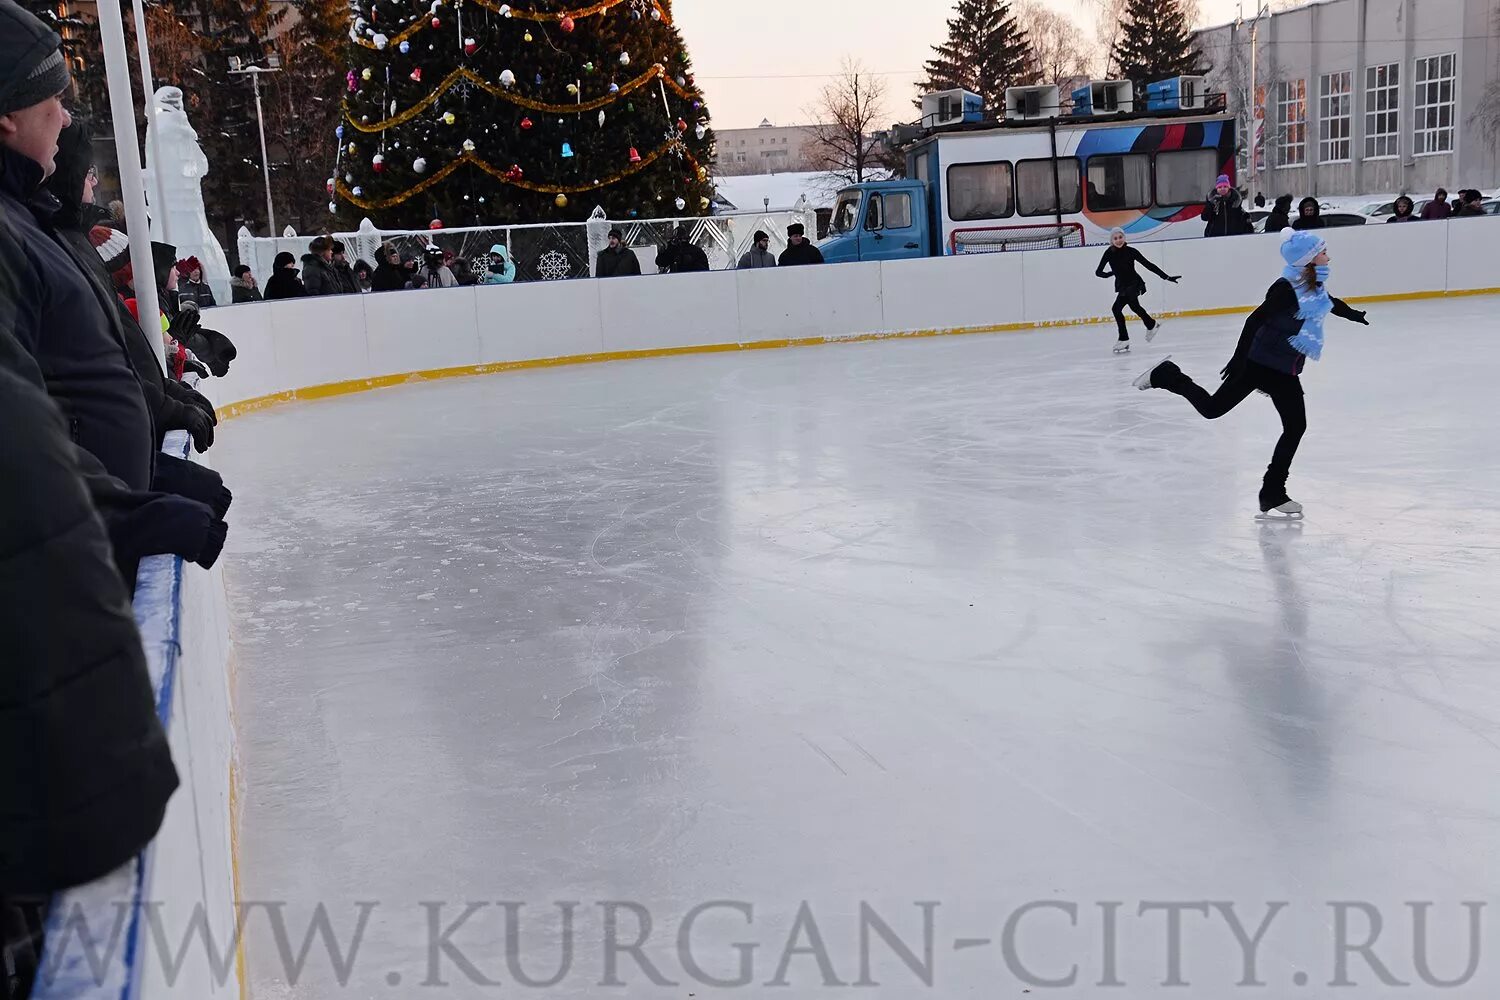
{"left": 1130, "top": 228, "right": 1369, "bottom": 518}
{"left": 654, "top": 223, "right": 710, "bottom": 273}
{"left": 777, "top": 222, "right": 824, "bottom": 266}
{"left": 301, "top": 236, "right": 343, "bottom": 295}
{"left": 263, "top": 251, "right": 306, "bottom": 299}
{"left": 1290, "top": 196, "right": 1325, "bottom": 230}
{"left": 1263, "top": 194, "right": 1293, "bottom": 233}
{"left": 370, "top": 243, "right": 408, "bottom": 291}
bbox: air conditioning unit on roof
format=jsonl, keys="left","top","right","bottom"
{"left": 1071, "top": 80, "right": 1134, "bottom": 116}
{"left": 921, "top": 89, "right": 984, "bottom": 128}
{"left": 1004, "top": 85, "right": 1061, "bottom": 121}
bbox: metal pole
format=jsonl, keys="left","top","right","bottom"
{"left": 96, "top": 0, "right": 166, "bottom": 373}
{"left": 250, "top": 72, "right": 277, "bottom": 234}
{"left": 130, "top": 0, "right": 170, "bottom": 243}
{"left": 1249, "top": 20, "right": 1257, "bottom": 205}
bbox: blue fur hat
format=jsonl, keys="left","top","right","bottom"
{"left": 1279, "top": 227, "right": 1325, "bottom": 267}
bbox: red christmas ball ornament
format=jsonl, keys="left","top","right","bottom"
{"left": 431, "top": 15, "right": 440, "bottom": 27}
{"left": 463, "top": 36, "right": 477, "bottom": 55}
{"left": 559, "top": 15, "right": 575, "bottom": 32}
{"left": 410, "top": 67, "right": 422, "bottom": 82}
{"left": 371, "top": 152, "right": 385, "bottom": 173}
{"left": 325, "top": 176, "right": 335, "bottom": 195}
{"left": 520, "top": 116, "right": 533, "bottom": 130}
{"left": 428, "top": 218, "right": 443, "bottom": 230}
{"left": 676, "top": 118, "right": 688, "bottom": 132}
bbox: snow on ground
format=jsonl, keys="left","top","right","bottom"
{"left": 219, "top": 295, "right": 1500, "bottom": 998}
{"left": 713, "top": 169, "right": 890, "bottom": 212}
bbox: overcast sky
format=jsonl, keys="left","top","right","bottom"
{"left": 672, "top": 0, "right": 1246, "bottom": 131}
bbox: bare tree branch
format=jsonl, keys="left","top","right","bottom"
{"left": 804, "top": 58, "right": 888, "bottom": 185}
{"left": 1015, "top": 0, "right": 1091, "bottom": 86}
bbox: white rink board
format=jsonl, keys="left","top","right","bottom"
{"left": 206, "top": 220, "right": 1499, "bottom": 411}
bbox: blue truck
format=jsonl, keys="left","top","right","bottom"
{"left": 818, "top": 84, "right": 1236, "bottom": 264}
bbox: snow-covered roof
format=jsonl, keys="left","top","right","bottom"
{"left": 712, "top": 170, "right": 893, "bottom": 212}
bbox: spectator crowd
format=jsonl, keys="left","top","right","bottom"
{"left": 2, "top": 3, "right": 238, "bottom": 996}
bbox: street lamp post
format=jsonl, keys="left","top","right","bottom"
{"left": 229, "top": 59, "right": 280, "bottom": 235}
{"left": 1238, "top": 2, "right": 1272, "bottom": 206}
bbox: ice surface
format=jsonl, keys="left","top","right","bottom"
{"left": 218, "top": 297, "right": 1500, "bottom": 997}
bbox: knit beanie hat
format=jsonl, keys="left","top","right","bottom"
{"left": 753, "top": 230, "right": 769, "bottom": 242}
{"left": 1215, "top": 174, "right": 1230, "bottom": 187}
{"left": 0, "top": 0, "right": 71, "bottom": 116}
{"left": 175, "top": 255, "right": 203, "bottom": 277}
{"left": 1279, "top": 227, "right": 1325, "bottom": 267}
{"left": 273, "top": 250, "right": 297, "bottom": 269}
{"left": 89, "top": 224, "right": 130, "bottom": 275}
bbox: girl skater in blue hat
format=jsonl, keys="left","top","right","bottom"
{"left": 1130, "top": 228, "right": 1371, "bottom": 519}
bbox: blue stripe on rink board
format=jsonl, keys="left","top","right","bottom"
{"left": 33, "top": 432, "right": 191, "bottom": 1000}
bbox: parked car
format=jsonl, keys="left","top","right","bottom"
{"left": 1253, "top": 211, "right": 1367, "bottom": 233}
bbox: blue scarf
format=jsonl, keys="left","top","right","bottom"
{"left": 1283, "top": 264, "right": 1332, "bottom": 361}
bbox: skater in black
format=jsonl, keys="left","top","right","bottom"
{"left": 1131, "top": 228, "right": 1370, "bottom": 518}
{"left": 1095, "top": 228, "right": 1180, "bottom": 353}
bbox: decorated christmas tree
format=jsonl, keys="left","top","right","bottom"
{"left": 337, "top": 0, "right": 715, "bottom": 227}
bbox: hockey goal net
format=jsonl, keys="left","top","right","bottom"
{"left": 950, "top": 223, "right": 1086, "bottom": 254}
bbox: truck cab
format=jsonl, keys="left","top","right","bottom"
{"left": 819, "top": 181, "right": 933, "bottom": 264}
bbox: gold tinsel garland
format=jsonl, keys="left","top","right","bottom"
{"left": 336, "top": 144, "right": 705, "bottom": 210}
{"left": 352, "top": 0, "right": 671, "bottom": 51}
{"left": 345, "top": 64, "right": 695, "bottom": 132}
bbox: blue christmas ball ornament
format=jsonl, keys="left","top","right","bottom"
{"left": 609, "top": 82, "right": 619, "bottom": 93}
{"left": 335, "top": 125, "right": 345, "bottom": 139}
{"left": 399, "top": 40, "right": 410, "bottom": 54}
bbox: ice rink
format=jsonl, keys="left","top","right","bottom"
{"left": 219, "top": 296, "right": 1500, "bottom": 997}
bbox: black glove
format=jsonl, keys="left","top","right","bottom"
{"left": 1349, "top": 309, "right": 1369, "bottom": 325}
{"left": 1167, "top": 275, "right": 1182, "bottom": 283}
{"left": 167, "top": 306, "right": 201, "bottom": 344}
{"left": 196, "top": 518, "right": 228, "bottom": 570}
{"left": 182, "top": 404, "right": 214, "bottom": 452}
{"left": 152, "top": 453, "right": 232, "bottom": 520}
{"left": 165, "top": 380, "right": 217, "bottom": 424}
{"left": 182, "top": 355, "right": 210, "bottom": 378}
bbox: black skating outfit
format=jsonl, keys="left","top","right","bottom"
{"left": 1095, "top": 244, "right": 1173, "bottom": 342}
{"left": 1148, "top": 277, "right": 1366, "bottom": 510}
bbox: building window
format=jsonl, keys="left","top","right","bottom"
{"left": 1276, "top": 79, "right": 1307, "bottom": 167}
{"left": 1318, "top": 71, "right": 1352, "bottom": 163}
{"left": 1155, "top": 148, "right": 1220, "bottom": 205}
{"left": 1015, "top": 158, "right": 1082, "bottom": 216}
{"left": 947, "top": 161, "right": 1014, "bottom": 221}
{"left": 1414, "top": 53, "right": 1457, "bottom": 155}
{"left": 1085, "top": 154, "right": 1152, "bottom": 211}
{"left": 1365, "top": 62, "right": 1399, "bottom": 159}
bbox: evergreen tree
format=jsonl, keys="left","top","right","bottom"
{"left": 1110, "top": 0, "right": 1206, "bottom": 89}
{"left": 917, "top": 0, "right": 1035, "bottom": 113}
{"left": 339, "top": 0, "right": 715, "bottom": 227}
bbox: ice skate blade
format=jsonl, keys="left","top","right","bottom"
{"left": 1255, "top": 511, "right": 1305, "bottom": 521}
{"left": 1113, "top": 344, "right": 1131, "bottom": 354}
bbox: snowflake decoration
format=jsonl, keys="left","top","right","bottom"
{"left": 629, "top": 0, "right": 649, "bottom": 14}
{"left": 537, "top": 249, "right": 571, "bottom": 281}
{"left": 471, "top": 252, "right": 496, "bottom": 274}
{"left": 453, "top": 78, "right": 475, "bottom": 104}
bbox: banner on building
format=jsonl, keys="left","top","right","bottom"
{"left": 1253, "top": 85, "right": 1267, "bottom": 172}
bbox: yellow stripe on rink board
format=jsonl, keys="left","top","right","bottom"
{"left": 217, "top": 285, "right": 1500, "bottom": 420}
